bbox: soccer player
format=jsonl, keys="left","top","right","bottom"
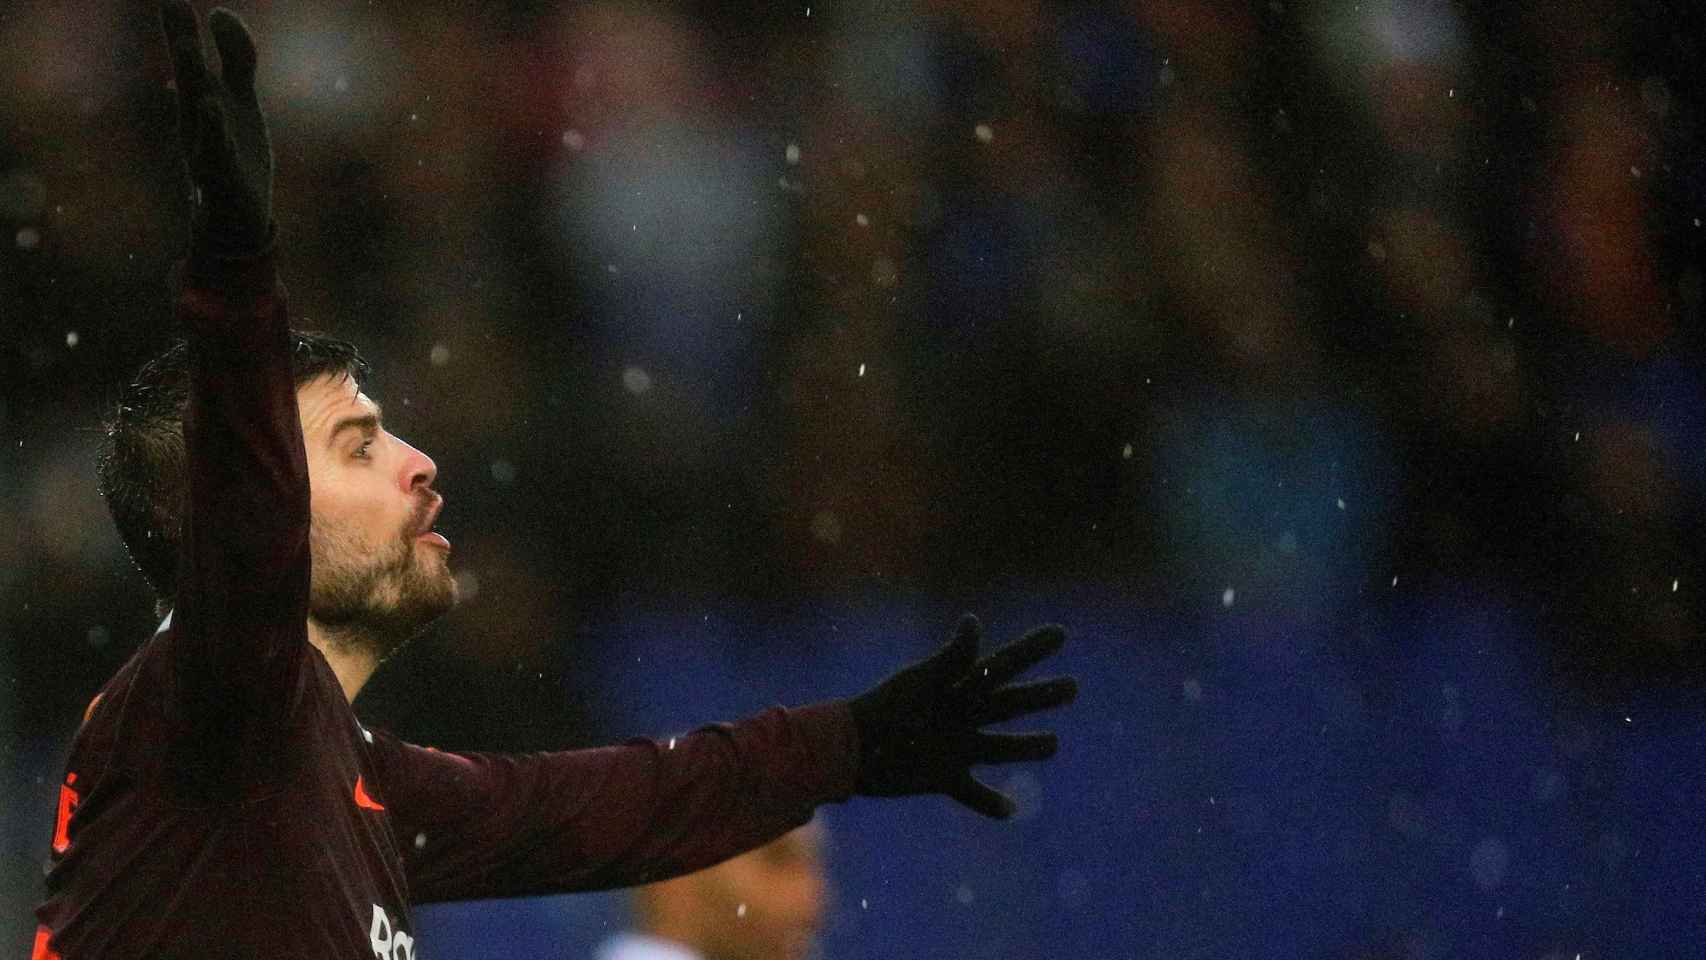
{"left": 595, "top": 824, "right": 829, "bottom": 960}
{"left": 32, "top": 6, "right": 1077, "bottom": 959}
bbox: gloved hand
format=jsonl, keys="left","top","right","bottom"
{"left": 160, "top": 2, "right": 274, "bottom": 260}
{"left": 848, "top": 614, "right": 1077, "bottom": 819}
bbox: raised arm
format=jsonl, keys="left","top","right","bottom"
{"left": 157, "top": 3, "right": 308, "bottom": 786}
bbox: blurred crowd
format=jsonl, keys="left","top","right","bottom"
{"left": 2, "top": 0, "right": 1703, "bottom": 955}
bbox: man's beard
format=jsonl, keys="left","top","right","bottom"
{"left": 307, "top": 509, "right": 456, "bottom": 663}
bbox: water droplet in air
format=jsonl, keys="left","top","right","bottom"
{"left": 1641, "top": 76, "right": 1672, "bottom": 117}
{"left": 811, "top": 511, "right": 842, "bottom": 544}
{"left": 490, "top": 459, "right": 517, "bottom": 483}
{"left": 1470, "top": 838, "right": 1510, "bottom": 890}
{"left": 736, "top": 903, "right": 748, "bottom": 918}
{"left": 562, "top": 129, "right": 586, "bottom": 151}
{"left": 1221, "top": 587, "right": 1235, "bottom": 608}
{"left": 430, "top": 344, "right": 450, "bottom": 367}
{"left": 855, "top": 213, "right": 869, "bottom": 228}
{"left": 785, "top": 143, "right": 801, "bottom": 165}
{"left": 16, "top": 227, "right": 41, "bottom": 250}
{"left": 622, "top": 366, "right": 653, "bottom": 395}
{"left": 974, "top": 123, "right": 994, "bottom": 143}
{"left": 65, "top": 331, "right": 79, "bottom": 348}
{"left": 453, "top": 569, "right": 480, "bottom": 601}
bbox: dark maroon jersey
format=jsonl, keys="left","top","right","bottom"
{"left": 32, "top": 256, "right": 860, "bottom": 959}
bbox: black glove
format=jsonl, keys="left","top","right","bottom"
{"left": 160, "top": 2, "right": 273, "bottom": 260}
{"left": 847, "top": 614, "right": 1077, "bottom": 819}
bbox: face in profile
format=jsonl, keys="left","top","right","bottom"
{"left": 297, "top": 374, "right": 457, "bottom": 659}
{"left": 669, "top": 824, "right": 828, "bottom": 960}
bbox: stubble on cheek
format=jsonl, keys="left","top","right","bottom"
{"left": 308, "top": 517, "right": 406, "bottom": 622}
{"left": 308, "top": 509, "right": 457, "bottom": 648}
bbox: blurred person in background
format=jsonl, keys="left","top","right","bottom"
{"left": 31, "top": 6, "right": 1076, "bottom": 959}
{"left": 596, "top": 823, "right": 827, "bottom": 960}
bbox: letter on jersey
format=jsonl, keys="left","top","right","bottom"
{"left": 52, "top": 773, "right": 79, "bottom": 855}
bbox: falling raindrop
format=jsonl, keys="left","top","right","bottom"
{"left": 811, "top": 511, "right": 842, "bottom": 544}
{"left": 453, "top": 569, "right": 480, "bottom": 601}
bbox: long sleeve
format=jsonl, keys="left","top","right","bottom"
{"left": 165, "top": 251, "right": 314, "bottom": 790}
{"left": 369, "top": 701, "right": 862, "bottom": 903}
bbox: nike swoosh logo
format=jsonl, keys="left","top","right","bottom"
{"left": 354, "top": 775, "right": 385, "bottom": 811}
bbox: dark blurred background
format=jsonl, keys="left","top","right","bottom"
{"left": 4, "top": 0, "right": 1705, "bottom": 956}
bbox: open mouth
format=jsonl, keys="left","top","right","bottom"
{"left": 413, "top": 496, "right": 449, "bottom": 550}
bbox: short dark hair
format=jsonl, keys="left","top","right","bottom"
{"left": 97, "top": 331, "right": 370, "bottom": 615}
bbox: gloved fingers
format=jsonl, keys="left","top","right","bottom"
{"left": 209, "top": 8, "right": 259, "bottom": 104}
{"left": 973, "top": 731, "right": 1059, "bottom": 764}
{"left": 194, "top": 99, "right": 239, "bottom": 177}
{"left": 947, "top": 772, "right": 1014, "bottom": 820}
{"left": 966, "top": 624, "right": 1065, "bottom": 691}
{"left": 161, "top": 1, "right": 211, "bottom": 106}
{"left": 918, "top": 613, "right": 981, "bottom": 688}
{"left": 974, "top": 676, "right": 1077, "bottom": 725}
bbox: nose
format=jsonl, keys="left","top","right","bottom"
{"left": 399, "top": 439, "right": 437, "bottom": 492}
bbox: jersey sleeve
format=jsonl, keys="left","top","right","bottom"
{"left": 165, "top": 251, "right": 313, "bottom": 789}
{"left": 369, "top": 701, "right": 861, "bottom": 903}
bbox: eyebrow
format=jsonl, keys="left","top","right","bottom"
{"left": 326, "top": 405, "right": 384, "bottom": 448}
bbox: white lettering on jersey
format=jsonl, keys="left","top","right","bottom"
{"left": 369, "top": 903, "right": 414, "bottom": 960}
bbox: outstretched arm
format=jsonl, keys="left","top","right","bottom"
{"left": 156, "top": 3, "right": 308, "bottom": 788}
{"left": 372, "top": 616, "right": 1075, "bottom": 901}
